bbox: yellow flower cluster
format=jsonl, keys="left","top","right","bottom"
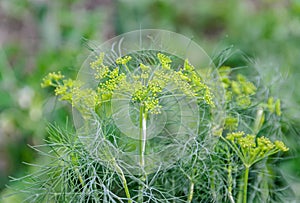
{"left": 274, "top": 140, "right": 289, "bottom": 152}
{"left": 182, "top": 59, "right": 215, "bottom": 107}
{"left": 116, "top": 55, "right": 132, "bottom": 65}
{"left": 257, "top": 136, "right": 275, "bottom": 151}
{"left": 129, "top": 53, "right": 215, "bottom": 114}
{"left": 226, "top": 131, "right": 244, "bottom": 142}
{"left": 41, "top": 71, "right": 99, "bottom": 118}
{"left": 157, "top": 53, "right": 171, "bottom": 70}
{"left": 98, "top": 69, "right": 126, "bottom": 101}
{"left": 139, "top": 63, "right": 150, "bottom": 79}
{"left": 266, "top": 97, "right": 282, "bottom": 116}
{"left": 90, "top": 52, "right": 105, "bottom": 69}
{"left": 54, "top": 78, "right": 77, "bottom": 102}
{"left": 41, "top": 71, "right": 64, "bottom": 88}
{"left": 41, "top": 71, "right": 74, "bottom": 103}
{"left": 42, "top": 52, "right": 216, "bottom": 118}
{"left": 131, "top": 63, "right": 165, "bottom": 114}
{"left": 224, "top": 116, "right": 239, "bottom": 131}
{"left": 237, "top": 134, "right": 256, "bottom": 149}
{"left": 219, "top": 66, "right": 256, "bottom": 108}
{"left": 225, "top": 131, "right": 289, "bottom": 166}
{"left": 90, "top": 53, "right": 110, "bottom": 80}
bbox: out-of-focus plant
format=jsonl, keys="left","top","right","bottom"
{"left": 0, "top": 0, "right": 108, "bottom": 192}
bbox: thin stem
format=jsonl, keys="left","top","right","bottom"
{"left": 187, "top": 181, "right": 194, "bottom": 203}
{"left": 113, "top": 160, "right": 132, "bottom": 203}
{"left": 74, "top": 168, "right": 85, "bottom": 188}
{"left": 243, "top": 166, "right": 250, "bottom": 203}
{"left": 172, "top": 177, "right": 176, "bottom": 203}
{"left": 220, "top": 136, "right": 246, "bottom": 164}
{"left": 138, "top": 180, "right": 145, "bottom": 203}
{"left": 250, "top": 149, "right": 279, "bottom": 166}
{"left": 227, "top": 149, "right": 235, "bottom": 203}
{"left": 124, "top": 64, "right": 132, "bottom": 77}
{"left": 210, "top": 170, "right": 217, "bottom": 201}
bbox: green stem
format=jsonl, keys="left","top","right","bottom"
{"left": 243, "top": 166, "right": 250, "bottom": 203}
{"left": 210, "top": 170, "right": 217, "bottom": 201}
{"left": 187, "top": 181, "right": 194, "bottom": 203}
{"left": 138, "top": 181, "right": 145, "bottom": 203}
{"left": 172, "top": 177, "right": 176, "bottom": 203}
{"left": 75, "top": 168, "right": 85, "bottom": 188}
{"left": 220, "top": 136, "right": 246, "bottom": 166}
{"left": 138, "top": 104, "right": 147, "bottom": 202}
{"left": 227, "top": 149, "right": 235, "bottom": 203}
{"left": 124, "top": 64, "right": 132, "bottom": 77}
{"left": 139, "top": 108, "right": 147, "bottom": 168}
{"left": 113, "top": 160, "right": 132, "bottom": 203}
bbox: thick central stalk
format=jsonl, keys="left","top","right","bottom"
{"left": 187, "top": 181, "right": 194, "bottom": 203}
{"left": 138, "top": 104, "right": 147, "bottom": 202}
{"left": 243, "top": 166, "right": 250, "bottom": 203}
{"left": 139, "top": 104, "right": 147, "bottom": 169}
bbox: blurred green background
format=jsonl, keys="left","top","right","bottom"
{"left": 0, "top": 0, "right": 300, "bottom": 200}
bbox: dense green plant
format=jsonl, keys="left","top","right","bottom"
{"left": 7, "top": 44, "right": 292, "bottom": 203}
{"left": 1, "top": 1, "right": 299, "bottom": 201}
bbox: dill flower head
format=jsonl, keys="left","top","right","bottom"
{"left": 41, "top": 46, "right": 220, "bottom": 175}
{"left": 41, "top": 71, "right": 64, "bottom": 87}
{"left": 274, "top": 140, "right": 289, "bottom": 152}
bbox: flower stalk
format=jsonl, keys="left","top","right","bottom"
{"left": 221, "top": 131, "right": 289, "bottom": 203}
{"left": 139, "top": 105, "right": 147, "bottom": 169}
{"left": 138, "top": 104, "right": 147, "bottom": 202}
{"left": 243, "top": 166, "right": 250, "bottom": 203}
{"left": 187, "top": 181, "right": 194, "bottom": 203}
{"left": 113, "top": 159, "right": 132, "bottom": 203}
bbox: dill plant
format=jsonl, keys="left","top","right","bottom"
{"left": 8, "top": 30, "right": 292, "bottom": 203}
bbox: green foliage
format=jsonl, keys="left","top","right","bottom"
{"left": 1, "top": 0, "right": 299, "bottom": 202}
{"left": 0, "top": 0, "right": 107, "bottom": 191}
{"left": 4, "top": 51, "right": 291, "bottom": 203}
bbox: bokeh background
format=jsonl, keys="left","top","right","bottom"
{"left": 1, "top": 0, "right": 300, "bottom": 200}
